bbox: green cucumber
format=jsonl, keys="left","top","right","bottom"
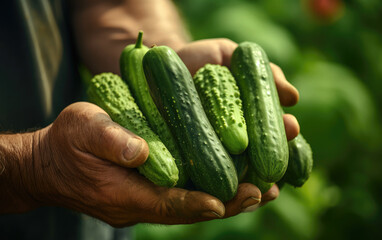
{"left": 87, "top": 73, "right": 178, "bottom": 187}
{"left": 244, "top": 162, "right": 274, "bottom": 194}
{"left": 120, "top": 31, "right": 187, "bottom": 187}
{"left": 284, "top": 133, "right": 313, "bottom": 187}
{"left": 231, "top": 152, "right": 249, "bottom": 183}
{"left": 193, "top": 64, "right": 248, "bottom": 154}
{"left": 231, "top": 42, "right": 288, "bottom": 183}
{"left": 235, "top": 151, "right": 273, "bottom": 194}
{"left": 143, "top": 46, "right": 238, "bottom": 202}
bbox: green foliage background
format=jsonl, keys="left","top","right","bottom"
{"left": 134, "top": 0, "right": 382, "bottom": 239}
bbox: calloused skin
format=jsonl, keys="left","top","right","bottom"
{"left": 0, "top": 0, "right": 300, "bottom": 227}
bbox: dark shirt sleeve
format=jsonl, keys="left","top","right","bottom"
{"left": 0, "top": 0, "right": 131, "bottom": 239}
{"left": 0, "top": 0, "right": 82, "bottom": 132}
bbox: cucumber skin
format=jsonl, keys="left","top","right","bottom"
{"left": 143, "top": 46, "right": 238, "bottom": 202}
{"left": 231, "top": 152, "right": 249, "bottom": 183}
{"left": 193, "top": 64, "right": 248, "bottom": 154}
{"left": 119, "top": 32, "right": 187, "bottom": 187}
{"left": 284, "top": 133, "right": 313, "bottom": 187}
{"left": 234, "top": 150, "right": 274, "bottom": 194}
{"left": 244, "top": 162, "right": 274, "bottom": 194}
{"left": 87, "top": 73, "right": 178, "bottom": 188}
{"left": 231, "top": 42, "right": 288, "bottom": 183}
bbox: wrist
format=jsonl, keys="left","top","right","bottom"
{"left": 0, "top": 129, "right": 47, "bottom": 213}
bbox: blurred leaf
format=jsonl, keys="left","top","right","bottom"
{"left": 298, "top": 170, "right": 341, "bottom": 213}
{"left": 190, "top": 3, "right": 300, "bottom": 69}
{"left": 257, "top": 0, "right": 303, "bottom": 23}
{"left": 268, "top": 186, "right": 317, "bottom": 239}
{"left": 359, "top": 31, "right": 382, "bottom": 103}
{"left": 288, "top": 60, "right": 381, "bottom": 164}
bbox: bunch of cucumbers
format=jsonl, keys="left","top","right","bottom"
{"left": 86, "top": 31, "right": 313, "bottom": 202}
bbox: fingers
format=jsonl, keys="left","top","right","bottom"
{"left": 122, "top": 182, "right": 227, "bottom": 225}
{"left": 87, "top": 108, "right": 149, "bottom": 168}
{"left": 224, "top": 183, "right": 262, "bottom": 217}
{"left": 177, "top": 38, "right": 237, "bottom": 75}
{"left": 178, "top": 40, "right": 299, "bottom": 107}
{"left": 270, "top": 63, "right": 299, "bottom": 107}
{"left": 283, "top": 113, "right": 300, "bottom": 141}
{"left": 217, "top": 38, "right": 238, "bottom": 68}
{"left": 259, "top": 184, "right": 279, "bottom": 208}
{"left": 91, "top": 121, "right": 149, "bottom": 168}
{"left": 270, "top": 63, "right": 300, "bottom": 140}
{"left": 177, "top": 40, "right": 299, "bottom": 108}
{"left": 67, "top": 102, "right": 149, "bottom": 168}
{"left": 153, "top": 188, "right": 226, "bottom": 223}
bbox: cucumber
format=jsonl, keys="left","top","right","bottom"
{"left": 231, "top": 152, "right": 249, "bottom": 183}
{"left": 193, "top": 64, "right": 248, "bottom": 154}
{"left": 234, "top": 151, "right": 274, "bottom": 194}
{"left": 284, "top": 133, "right": 313, "bottom": 187}
{"left": 120, "top": 31, "right": 187, "bottom": 187}
{"left": 231, "top": 42, "right": 288, "bottom": 183}
{"left": 143, "top": 46, "right": 238, "bottom": 202}
{"left": 87, "top": 73, "right": 178, "bottom": 187}
{"left": 244, "top": 163, "right": 274, "bottom": 194}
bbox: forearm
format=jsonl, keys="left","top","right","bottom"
{"left": 70, "top": 0, "right": 190, "bottom": 74}
{"left": 0, "top": 132, "right": 40, "bottom": 213}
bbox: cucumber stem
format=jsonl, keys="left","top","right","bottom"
{"left": 135, "top": 31, "right": 144, "bottom": 48}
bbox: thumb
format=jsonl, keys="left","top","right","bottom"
{"left": 75, "top": 103, "right": 149, "bottom": 168}
{"left": 91, "top": 122, "right": 149, "bottom": 168}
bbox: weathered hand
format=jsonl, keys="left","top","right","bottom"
{"left": 20, "top": 102, "right": 264, "bottom": 226}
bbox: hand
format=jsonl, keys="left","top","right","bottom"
{"left": 12, "top": 102, "right": 266, "bottom": 226}
{"left": 177, "top": 38, "right": 301, "bottom": 208}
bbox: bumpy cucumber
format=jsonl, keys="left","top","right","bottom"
{"left": 143, "top": 46, "right": 238, "bottom": 202}
{"left": 87, "top": 73, "right": 178, "bottom": 187}
{"left": 120, "top": 31, "right": 187, "bottom": 187}
{"left": 284, "top": 133, "right": 313, "bottom": 187}
{"left": 231, "top": 42, "right": 288, "bottom": 183}
{"left": 193, "top": 64, "right": 248, "bottom": 154}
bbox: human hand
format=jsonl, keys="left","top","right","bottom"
{"left": 177, "top": 38, "right": 300, "bottom": 207}
{"left": 13, "top": 102, "right": 267, "bottom": 226}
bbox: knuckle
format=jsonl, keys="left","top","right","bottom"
{"left": 96, "top": 124, "right": 122, "bottom": 149}
{"left": 154, "top": 191, "right": 186, "bottom": 218}
{"left": 217, "top": 38, "right": 235, "bottom": 46}
{"left": 154, "top": 198, "right": 177, "bottom": 218}
{"left": 98, "top": 125, "right": 118, "bottom": 142}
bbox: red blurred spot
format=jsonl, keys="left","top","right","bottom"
{"left": 308, "top": 0, "right": 344, "bottom": 22}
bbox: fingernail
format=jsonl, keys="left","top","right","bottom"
{"left": 123, "top": 137, "right": 144, "bottom": 161}
{"left": 241, "top": 197, "right": 261, "bottom": 213}
{"left": 201, "top": 211, "right": 223, "bottom": 219}
{"left": 242, "top": 203, "right": 260, "bottom": 213}
{"left": 241, "top": 197, "right": 261, "bottom": 209}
